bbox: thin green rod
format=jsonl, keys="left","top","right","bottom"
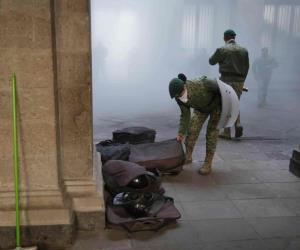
{"left": 12, "top": 73, "right": 21, "bottom": 247}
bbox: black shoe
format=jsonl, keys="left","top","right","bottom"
{"left": 235, "top": 126, "right": 243, "bottom": 138}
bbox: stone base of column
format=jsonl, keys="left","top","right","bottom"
{"left": 0, "top": 190, "right": 74, "bottom": 249}
{"left": 64, "top": 179, "right": 105, "bottom": 231}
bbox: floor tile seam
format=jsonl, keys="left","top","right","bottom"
{"left": 214, "top": 181, "right": 263, "bottom": 185}
{"left": 217, "top": 183, "right": 279, "bottom": 200}
{"left": 243, "top": 216, "right": 300, "bottom": 226}
{"left": 179, "top": 199, "right": 238, "bottom": 220}
{"left": 230, "top": 198, "right": 298, "bottom": 218}
{"left": 186, "top": 218, "right": 262, "bottom": 243}
{"left": 178, "top": 198, "right": 230, "bottom": 203}
{"left": 276, "top": 199, "right": 300, "bottom": 216}
{"left": 230, "top": 197, "right": 298, "bottom": 201}
{"left": 260, "top": 180, "right": 300, "bottom": 184}
{"left": 185, "top": 217, "right": 257, "bottom": 223}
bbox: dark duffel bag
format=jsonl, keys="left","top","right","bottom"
{"left": 96, "top": 140, "right": 131, "bottom": 164}
{"left": 102, "top": 160, "right": 163, "bottom": 196}
{"left": 129, "top": 139, "right": 185, "bottom": 174}
{"left": 105, "top": 191, "right": 181, "bottom": 232}
{"left": 112, "top": 127, "right": 156, "bottom": 144}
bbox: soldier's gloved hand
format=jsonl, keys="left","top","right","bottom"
{"left": 176, "top": 134, "right": 185, "bottom": 142}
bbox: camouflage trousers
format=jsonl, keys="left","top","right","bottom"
{"left": 227, "top": 81, "right": 244, "bottom": 127}
{"left": 185, "top": 107, "right": 221, "bottom": 156}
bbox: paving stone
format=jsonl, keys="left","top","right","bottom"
{"left": 173, "top": 183, "right": 227, "bottom": 202}
{"left": 181, "top": 200, "right": 242, "bottom": 220}
{"left": 262, "top": 238, "right": 291, "bottom": 250}
{"left": 265, "top": 151, "right": 291, "bottom": 160}
{"left": 279, "top": 198, "right": 300, "bottom": 215}
{"left": 70, "top": 229, "right": 131, "bottom": 250}
{"left": 130, "top": 221, "right": 200, "bottom": 248}
{"left": 166, "top": 167, "right": 216, "bottom": 186}
{"left": 129, "top": 229, "right": 169, "bottom": 248}
{"left": 247, "top": 217, "right": 300, "bottom": 238}
{"left": 286, "top": 238, "right": 300, "bottom": 250}
{"left": 218, "top": 152, "right": 245, "bottom": 161}
{"left": 271, "top": 160, "right": 291, "bottom": 170}
{"left": 200, "top": 239, "right": 287, "bottom": 250}
{"left": 219, "top": 184, "right": 276, "bottom": 199}
{"left": 232, "top": 199, "right": 296, "bottom": 217}
{"left": 190, "top": 218, "right": 259, "bottom": 242}
{"left": 211, "top": 170, "right": 260, "bottom": 185}
{"left": 265, "top": 183, "right": 300, "bottom": 198}
{"left": 252, "top": 170, "right": 300, "bottom": 183}
{"left": 226, "top": 160, "right": 280, "bottom": 171}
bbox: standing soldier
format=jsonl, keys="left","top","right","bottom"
{"left": 209, "top": 29, "right": 249, "bottom": 139}
{"left": 252, "top": 47, "right": 278, "bottom": 107}
{"left": 169, "top": 75, "right": 221, "bottom": 175}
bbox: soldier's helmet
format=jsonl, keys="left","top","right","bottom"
{"left": 224, "top": 29, "right": 236, "bottom": 37}
{"left": 169, "top": 78, "right": 184, "bottom": 99}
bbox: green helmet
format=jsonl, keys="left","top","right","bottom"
{"left": 169, "top": 78, "right": 184, "bottom": 99}
{"left": 224, "top": 29, "right": 236, "bottom": 37}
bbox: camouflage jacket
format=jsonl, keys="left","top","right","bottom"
{"left": 209, "top": 40, "right": 249, "bottom": 83}
{"left": 176, "top": 76, "right": 221, "bottom": 136}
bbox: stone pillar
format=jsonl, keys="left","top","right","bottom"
{"left": 0, "top": 0, "right": 104, "bottom": 248}
{"left": 53, "top": 0, "right": 104, "bottom": 230}
{"left": 0, "top": 1, "right": 73, "bottom": 249}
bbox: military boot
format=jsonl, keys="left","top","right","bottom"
{"left": 235, "top": 126, "right": 243, "bottom": 138}
{"left": 198, "top": 152, "right": 214, "bottom": 175}
{"left": 219, "top": 128, "right": 231, "bottom": 140}
{"left": 184, "top": 147, "right": 193, "bottom": 164}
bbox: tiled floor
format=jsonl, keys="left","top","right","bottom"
{"left": 70, "top": 89, "right": 300, "bottom": 250}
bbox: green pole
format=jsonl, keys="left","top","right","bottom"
{"left": 12, "top": 73, "right": 21, "bottom": 247}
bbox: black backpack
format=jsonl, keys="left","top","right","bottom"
{"left": 112, "top": 127, "right": 156, "bottom": 144}
{"left": 96, "top": 140, "right": 131, "bottom": 164}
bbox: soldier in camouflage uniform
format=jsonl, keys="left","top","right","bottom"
{"left": 252, "top": 47, "right": 278, "bottom": 107}
{"left": 209, "top": 29, "right": 249, "bottom": 139}
{"left": 169, "top": 75, "right": 221, "bottom": 175}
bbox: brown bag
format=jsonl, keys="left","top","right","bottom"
{"left": 105, "top": 194, "right": 181, "bottom": 232}
{"left": 129, "top": 139, "right": 185, "bottom": 174}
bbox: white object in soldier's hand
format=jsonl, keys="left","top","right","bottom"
{"left": 217, "top": 79, "right": 240, "bottom": 129}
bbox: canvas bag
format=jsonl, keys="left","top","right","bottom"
{"left": 96, "top": 140, "right": 131, "bottom": 164}
{"left": 105, "top": 193, "right": 181, "bottom": 232}
{"left": 129, "top": 139, "right": 185, "bottom": 174}
{"left": 102, "top": 160, "right": 163, "bottom": 196}
{"left": 113, "top": 127, "right": 156, "bottom": 144}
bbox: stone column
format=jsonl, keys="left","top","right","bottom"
{"left": 53, "top": 0, "right": 104, "bottom": 230}
{"left": 0, "top": 1, "right": 73, "bottom": 249}
{"left": 0, "top": 0, "right": 104, "bottom": 248}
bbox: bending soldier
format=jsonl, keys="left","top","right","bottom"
{"left": 169, "top": 75, "right": 221, "bottom": 175}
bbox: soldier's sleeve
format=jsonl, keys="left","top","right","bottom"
{"left": 209, "top": 48, "right": 224, "bottom": 65}
{"left": 176, "top": 99, "right": 191, "bottom": 136}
